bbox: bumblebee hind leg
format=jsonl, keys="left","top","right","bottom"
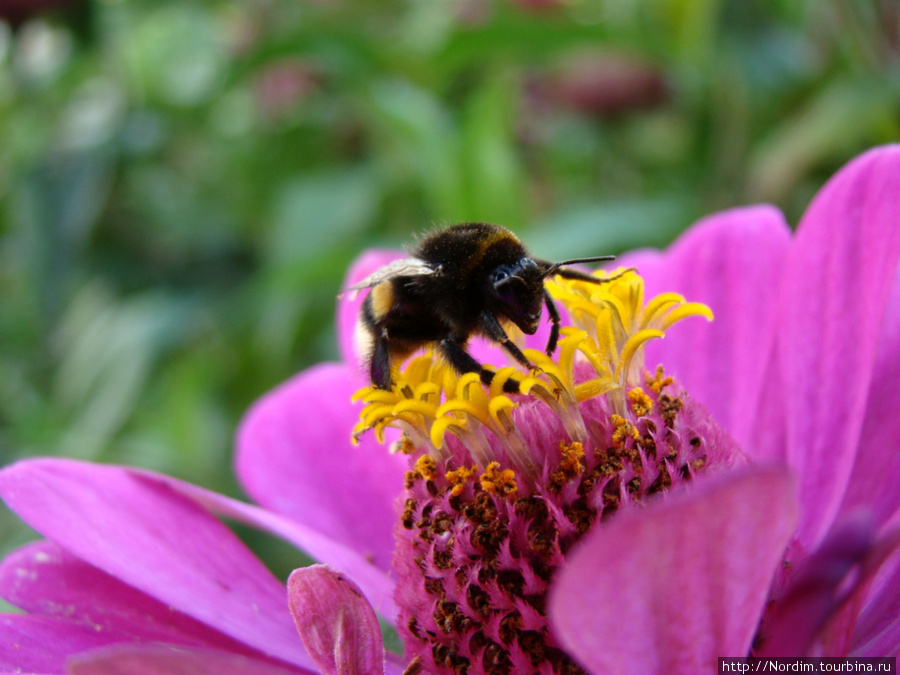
{"left": 370, "top": 332, "right": 393, "bottom": 390}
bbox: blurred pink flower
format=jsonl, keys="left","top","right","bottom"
{"left": 0, "top": 0, "right": 81, "bottom": 24}
{"left": 528, "top": 50, "right": 669, "bottom": 119}
{"left": 0, "top": 145, "right": 898, "bottom": 673}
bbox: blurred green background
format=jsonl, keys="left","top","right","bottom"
{"left": 0, "top": 0, "right": 897, "bottom": 568}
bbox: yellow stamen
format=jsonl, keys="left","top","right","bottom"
{"left": 628, "top": 388, "right": 654, "bottom": 417}
{"left": 646, "top": 365, "right": 674, "bottom": 393}
{"left": 558, "top": 441, "right": 585, "bottom": 477}
{"left": 446, "top": 465, "right": 478, "bottom": 497}
{"left": 415, "top": 455, "right": 437, "bottom": 481}
{"left": 480, "top": 462, "right": 518, "bottom": 500}
{"left": 611, "top": 414, "right": 640, "bottom": 447}
{"left": 391, "top": 434, "right": 417, "bottom": 455}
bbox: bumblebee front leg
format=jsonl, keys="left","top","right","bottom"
{"left": 437, "top": 335, "right": 521, "bottom": 394}
{"left": 478, "top": 311, "right": 537, "bottom": 372}
{"left": 544, "top": 289, "right": 561, "bottom": 355}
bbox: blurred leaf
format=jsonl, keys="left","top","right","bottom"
{"left": 12, "top": 149, "right": 113, "bottom": 319}
{"left": 251, "top": 285, "right": 310, "bottom": 373}
{"left": 122, "top": 349, "right": 231, "bottom": 483}
{"left": 400, "top": 0, "right": 458, "bottom": 54}
{"left": 666, "top": 0, "right": 721, "bottom": 63}
{"left": 462, "top": 70, "right": 525, "bottom": 226}
{"left": 527, "top": 195, "right": 697, "bottom": 259}
{"left": 437, "top": 9, "right": 612, "bottom": 70}
{"left": 367, "top": 79, "right": 466, "bottom": 218}
{"left": 747, "top": 77, "right": 900, "bottom": 202}
{"left": 266, "top": 167, "right": 379, "bottom": 269}
{"left": 129, "top": 5, "right": 228, "bottom": 107}
{"left": 52, "top": 285, "right": 200, "bottom": 459}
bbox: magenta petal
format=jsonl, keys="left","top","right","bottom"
{"left": 337, "top": 249, "right": 403, "bottom": 372}
{"left": 840, "top": 266, "right": 900, "bottom": 528}
{"left": 0, "top": 540, "right": 272, "bottom": 657}
{"left": 288, "top": 565, "right": 384, "bottom": 675}
{"left": 0, "top": 614, "right": 127, "bottom": 673}
{"left": 148, "top": 469, "right": 397, "bottom": 619}
{"left": 776, "top": 145, "right": 900, "bottom": 549}
{"left": 853, "top": 563, "right": 900, "bottom": 657}
{"left": 549, "top": 468, "right": 797, "bottom": 674}
{"left": 757, "top": 512, "right": 875, "bottom": 657}
{"left": 236, "top": 362, "right": 407, "bottom": 573}
{"left": 68, "top": 644, "right": 305, "bottom": 675}
{"left": 0, "top": 459, "right": 313, "bottom": 670}
{"left": 848, "top": 515, "right": 900, "bottom": 653}
{"left": 641, "top": 205, "right": 792, "bottom": 454}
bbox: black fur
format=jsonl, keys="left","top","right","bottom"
{"left": 358, "top": 223, "right": 614, "bottom": 391}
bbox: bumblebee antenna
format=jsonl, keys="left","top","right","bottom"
{"left": 543, "top": 255, "right": 616, "bottom": 278}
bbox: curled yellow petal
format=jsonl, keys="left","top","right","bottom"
{"left": 661, "top": 302, "right": 714, "bottom": 330}
{"left": 615, "top": 328, "right": 665, "bottom": 384}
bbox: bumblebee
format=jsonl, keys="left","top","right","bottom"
{"left": 347, "top": 223, "right": 616, "bottom": 393}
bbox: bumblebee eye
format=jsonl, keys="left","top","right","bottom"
{"left": 491, "top": 267, "right": 511, "bottom": 287}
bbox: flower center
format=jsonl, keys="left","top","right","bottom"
{"left": 352, "top": 269, "right": 744, "bottom": 674}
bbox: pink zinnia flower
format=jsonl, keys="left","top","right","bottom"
{"left": 0, "top": 145, "right": 898, "bottom": 674}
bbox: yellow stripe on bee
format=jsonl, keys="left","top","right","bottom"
{"left": 370, "top": 283, "right": 394, "bottom": 321}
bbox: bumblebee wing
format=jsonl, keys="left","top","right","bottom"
{"left": 341, "top": 257, "right": 439, "bottom": 298}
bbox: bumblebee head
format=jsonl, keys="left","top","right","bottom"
{"left": 489, "top": 257, "right": 545, "bottom": 335}
{"left": 488, "top": 249, "right": 617, "bottom": 335}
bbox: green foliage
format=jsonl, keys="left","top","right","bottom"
{"left": 0, "top": 0, "right": 897, "bottom": 562}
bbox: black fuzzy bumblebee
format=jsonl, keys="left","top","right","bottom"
{"left": 348, "top": 223, "right": 616, "bottom": 393}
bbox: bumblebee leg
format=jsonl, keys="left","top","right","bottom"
{"left": 544, "top": 289, "right": 561, "bottom": 355}
{"left": 437, "top": 336, "right": 521, "bottom": 394}
{"left": 479, "top": 312, "right": 537, "bottom": 371}
{"left": 370, "top": 331, "right": 392, "bottom": 390}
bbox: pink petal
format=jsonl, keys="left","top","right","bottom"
{"left": 0, "top": 459, "right": 313, "bottom": 670}
{"left": 0, "top": 614, "right": 128, "bottom": 673}
{"left": 848, "top": 515, "right": 900, "bottom": 654}
{"left": 148, "top": 469, "right": 397, "bottom": 619}
{"left": 288, "top": 565, "right": 384, "bottom": 675}
{"left": 549, "top": 468, "right": 797, "bottom": 674}
{"left": 640, "top": 205, "right": 792, "bottom": 455}
{"left": 0, "top": 540, "right": 273, "bottom": 658}
{"left": 67, "top": 644, "right": 305, "bottom": 675}
{"left": 757, "top": 512, "right": 875, "bottom": 657}
{"left": 775, "top": 145, "right": 900, "bottom": 550}
{"left": 236, "top": 362, "right": 407, "bottom": 574}
{"left": 839, "top": 265, "right": 900, "bottom": 528}
{"left": 337, "top": 249, "right": 403, "bottom": 372}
